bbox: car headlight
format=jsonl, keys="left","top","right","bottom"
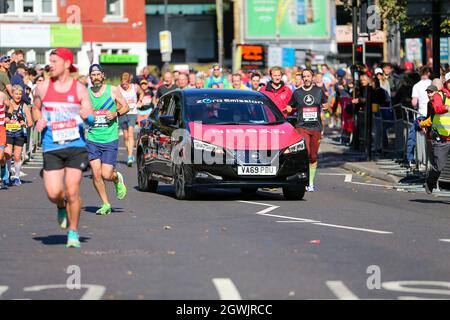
{"left": 283, "top": 140, "right": 306, "bottom": 154}
{"left": 193, "top": 139, "right": 224, "bottom": 154}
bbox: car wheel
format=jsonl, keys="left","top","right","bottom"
{"left": 241, "top": 187, "right": 258, "bottom": 194}
{"left": 137, "top": 152, "right": 158, "bottom": 192}
{"left": 174, "top": 164, "right": 196, "bottom": 200}
{"left": 282, "top": 185, "right": 306, "bottom": 200}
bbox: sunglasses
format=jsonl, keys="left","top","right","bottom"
{"left": 213, "top": 68, "right": 220, "bottom": 71}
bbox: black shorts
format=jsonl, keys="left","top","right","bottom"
{"left": 6, "top": 134, "right": 27, "bottom": 147}
{"left": 43, "top": 147, "right": 89, "bottom": 171}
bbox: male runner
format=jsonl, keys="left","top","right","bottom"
{"left": 33, "top": 48, "right": 94, "bottom": 248}
{"left": 119, "top": 72, "right": 144, "bottom": 167}
{"left": 286, "top": 68, "right": 328, "bottom": 192}
{"left": 87, "top": 64, "right": 129, "bottom": 215}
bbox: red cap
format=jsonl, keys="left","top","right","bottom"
{"left": 404, "top": 61, "right": 414, "bottom": 71}
{"left": 51, "top": 48, "right": 78, "bottom": 73}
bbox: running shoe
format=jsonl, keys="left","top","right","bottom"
{"left": 96, "top": 203, "right": 112, "bottom": 215}
{"left": 114, "top": 172, "right": 127, "bottom": 200}
{"left": 11, "top": 178, "right": 22, "bottom": 186}
{"left": 424, "top": 182, "right": 433, "bottom": 194}
{"left": 127, "top": 156, "right": 134, "bottom": 167}
{"left": 0, "top": 181, "right": 8, "bottom": 190}
{"left": 65, "top": 229, "right": 81, "bottom": 249}
{"left": 306, "top": 185, "right": 317, "bottom": 192}
{"left": 58, "top": 207, "right": 69, "bottom": 230}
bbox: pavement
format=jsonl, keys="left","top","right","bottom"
{"left": 320, "top": 129, "right": 435, "bottom": 189}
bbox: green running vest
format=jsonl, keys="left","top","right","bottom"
{"left": 88, "top": 85, "right": 119, "bottom": 143}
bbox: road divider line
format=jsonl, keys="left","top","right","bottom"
{"left": 439, "top": 239, "right": 450, "bottom": 243}
{"left": 326, "top": 281, "right": 359, "bottom": 300}
{"left": 212, "top": 278, "right": 242, "bottom": 300}
{"left": 313, "top": 223, "right": 393, "bottom": 234}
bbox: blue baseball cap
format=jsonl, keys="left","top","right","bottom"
{"left": 0, "top": 55, "right": 11, "bottom": 62}
{"left": 89, "top": 64, "right": 104, "bottom": 74}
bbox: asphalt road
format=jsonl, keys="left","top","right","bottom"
{"left": 1, "top": 145, "right": 450, "bottom": 301}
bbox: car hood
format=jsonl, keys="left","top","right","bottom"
{"left": 188, "top": 122, "right": 303, "bottom": 151}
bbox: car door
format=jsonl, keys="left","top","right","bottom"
{"left": 158, "top": 93, "right": 183, "bottom": 176}
{"left": 150, "top": 94, "right": 171, "bottom": 175}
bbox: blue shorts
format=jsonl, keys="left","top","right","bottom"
{"left": 86, "top": 140, "right": 119, "bottom": 166}
{"left": 119, "top": 114, "right": 137, "bottom": 130}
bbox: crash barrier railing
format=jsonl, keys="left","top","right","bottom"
{"left": 355, "top": 103, "right": 428, "bottom": 169}
{"left": 396, "top": 104, "right": 429, "bottom": 171}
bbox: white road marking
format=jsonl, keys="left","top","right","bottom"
{"left": 319, "top": 173, "right": 390, "bottom": 188}
{"left": 326, "top": 281, "right": 359, "bottom": 300}
{"left": 382, "top": 281, "right": 450, "bottom": 296}
{"left": 212, "top": 278, "right": 242, "bottom": 300}
{"left": 439, "top": 239, "right": 450, "bottom": 243}
{"left": 238, "top": 201, "right": 392, "bottom": 234}
{"left": 0, "top": 286, "right": 8, "bottom": 298}
{"left": 23, "top": 284, "right": 106, "bottom": 300}
{"left": 238, "top": 201, "right": 279, "bottom": 214}
{"left": 312, "top": 223, "right": 393, "bottom": 234}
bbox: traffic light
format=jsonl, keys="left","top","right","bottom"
{"left": 355, "top": 44, "right": 364, "bottom": 65}
{"left": 0, "top": 0, "right": 9, "bottom": 14}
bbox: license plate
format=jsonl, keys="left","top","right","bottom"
{"left": 238, "top": 166, "right": 277, "bottom": 176}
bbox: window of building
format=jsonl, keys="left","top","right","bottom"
{"left": 106, "top": 0, "right": 122, "bottom": 16}
{"left": 23, "top": 0, "right": 34, "bottom": 13}
{"left": 6, "top": 0, "right": 16, "bottom": 13}
{"left": 5, "top": 0, "right": 57, "bottom": 17}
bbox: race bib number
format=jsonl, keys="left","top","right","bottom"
{"left": 303, "top": 107, "right": 318, "bottom": 122}
{"left": 6, "top": 123, "right": 21, "bottom": 131}
{"left": 52, "top": 119, "right": 80, "bottom": 143}
{"left": 94, "top": 110, "right": 110, "bottom": 128}
{"left": 143, "top": 96, "right": 152, "bottom": 105}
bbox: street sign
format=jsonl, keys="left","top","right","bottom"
{"left": 159, "top": 30, "right": 172, "bottom": 54}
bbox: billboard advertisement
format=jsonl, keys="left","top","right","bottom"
{"left": 245, "top": 0, "right": 330, "bottom": 40}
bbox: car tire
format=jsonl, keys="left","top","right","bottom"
{"left": 174, "top": 164, "right": 196, "bottom": 200}
{"left": 282, "top": 185, "right": 306, "bottom": 200}
{"left": 241, "top": 187, "right": 258, "bottom": 194}
{"left": 137, "top": 152, "right": 158, "bottom": 192}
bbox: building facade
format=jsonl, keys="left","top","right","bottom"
{"left": 0, "top": 0, "right": 147, "bottom": 76}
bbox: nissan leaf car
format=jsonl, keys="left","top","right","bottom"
{"left": 137, "top": 89, "right": 309, "bottom": 200}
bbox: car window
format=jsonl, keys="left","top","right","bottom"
{"left": 185, "top": 93, "right": 285, "bottom": 125}
{"left": 158, "top": 95, "right": 172, "bottom": 118}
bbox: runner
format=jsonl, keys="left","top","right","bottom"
{"left": 4, "top": 85, "right": 33, "bottom": 186}
{"left": 137, "top": 79, "right": 154, "bottom": 126}
{"left": 286, "top": 68, "right": 328, "bottom": 192}
{"left": 0, "top": 91, "right": 10, "bottom": 190}
{"left": 33, "top": 48, "right": 94, "bottom": 248}
{"left": 119, "top": 72, "right": 144, "bottom": 167}
{"left": 87, "top": 64, "right": 129, "bottom": 215}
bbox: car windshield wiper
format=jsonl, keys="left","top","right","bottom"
{"left": 214, "top": 122, "right": 245, "bottom": 125}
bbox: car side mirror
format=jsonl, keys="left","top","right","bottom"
{"left": 286, "top": 116, "right": 297, "bottom": 126}
{"left": 160, "top": 115, "right": 176, "bottom": 126}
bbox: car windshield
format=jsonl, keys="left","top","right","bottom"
{"left": 185, "top": 93, "right": 286, "bottom": 125}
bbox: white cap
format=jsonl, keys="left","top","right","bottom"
{"left": 374, "top": 68, "right": 383, "bottom": 75}
{"left": 445, "top": 72, "right": 450, "bottom": 82}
